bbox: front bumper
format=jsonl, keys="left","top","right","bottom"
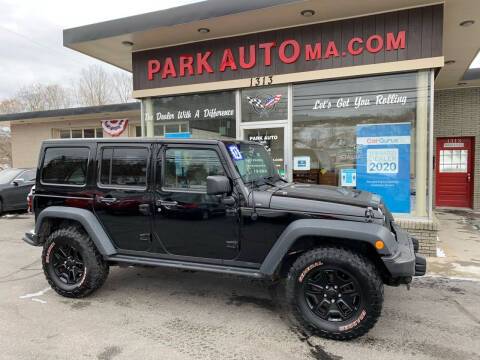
{"left": 382, "top": 224, "right": 426, "bottom": 278}
{"left": 22, "top": 229, "right": 40, "bottom": 246}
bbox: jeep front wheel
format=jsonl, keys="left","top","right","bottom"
{"left": 286, "top": 247, "right": 383, "bottom": 340}
{"left": 42, "top": 227, "right": 109, "bottom": 298}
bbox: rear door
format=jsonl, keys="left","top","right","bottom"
{"left": 436, "top": 137, "right": 474, "bottom": 208}
{"left": 93, "top": 144, "right": 153, "bottom": 251}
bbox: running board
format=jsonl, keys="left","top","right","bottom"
{"left": 106, "top": 254, "right": 264, "bottom": 278}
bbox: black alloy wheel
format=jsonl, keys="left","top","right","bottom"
{"left": 42, "top": 227, "right": 109, "bottom": 298}
{"left": 302, "top": 267, "right": 361, "bottom": 322}
{"left": 286, "top": 246, "right": 383, "bottom": 340}
{"left": 51, "top": 244, "right": 85, "bottom": 285}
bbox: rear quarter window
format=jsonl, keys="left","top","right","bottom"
{"left": 41, "top": 147, "right": 89, "bottom": 185}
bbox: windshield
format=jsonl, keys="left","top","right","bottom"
{"left": 0, "top": 169, "right": 21, "bottom": 185}
{"left": 226, "top": 143, "right": 280, "bottom": 185}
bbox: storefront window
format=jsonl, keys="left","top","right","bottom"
{"left": 241, "top": 85, "right": 288, "bottom": 122}
{"left": 142, "top": 91, "right": 236, "bottom": 140}
{"left": 293, "top": 71, "right": 432, "bottom": 216}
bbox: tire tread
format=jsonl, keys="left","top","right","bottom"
{"left": 42, "top": 226, "right": 109, "bottom": 298}
{"left": 286, "top": 246, "right": 383, "bottom": 340}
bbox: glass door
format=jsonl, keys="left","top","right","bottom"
{"left": 241, "top": 125, "right": 288, "bottom": 178}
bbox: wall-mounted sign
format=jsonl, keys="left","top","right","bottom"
{"left": 356, "top": 123, "right": 411, "bottom": 213}
{"left": 133, "top": 5, "right": 443, "bottom": 92}
{"left": 146, "top": 32, "right": 406, "bottom": 81}
{"left": 443, "top": 143, "right": 464, "bottom": 148}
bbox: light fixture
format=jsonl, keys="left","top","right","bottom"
{"left": 198, "top": 28, "right": 210, "bottom": 33}
{"left": 459, "top": 20, "right": 475, "bottom": 27}
{"left": 121, "top": 41, "right": 134, "bottom": 47}
{"left": 457, "top": 82, "right": 467, "bottom": 86}
{"left": 445, "top": 60, "right": 456, "bottom": 65}
{"left": 301, "top": 9, "right": 315, "bottom": 17}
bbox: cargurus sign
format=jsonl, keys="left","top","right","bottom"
{"left": 356, "top": 123, "right": 411, "bottom": 213}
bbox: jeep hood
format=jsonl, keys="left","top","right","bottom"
{"left": 269, "top": 183, "right": 383, "bottom": 218}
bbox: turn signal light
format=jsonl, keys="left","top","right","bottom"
{"left": 375, "top": 241, "right": 384, "bottom": 250}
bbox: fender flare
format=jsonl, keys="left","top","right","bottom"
{"left": 35, "top": 206, "right": 117, "bottom": 256}
{"left": 259, "top": 219, "right": 396, "bottom": 276}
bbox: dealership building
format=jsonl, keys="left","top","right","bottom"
{"left": 1, "top": 0, "right": 479, "bottom": 255}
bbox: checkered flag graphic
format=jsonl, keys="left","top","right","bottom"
{"left": 247, "top": 96, "right": 264, "bottom": 109}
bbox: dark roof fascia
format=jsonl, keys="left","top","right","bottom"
{"left": 63, "top": 0, "right": 304, "bottom": 45}
{"left": 0, "top": 102, "right": 140, "bottom": 123}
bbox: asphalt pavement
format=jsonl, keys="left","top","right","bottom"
{"left": 0, "top": 213, "right": 479, "bottom": 360}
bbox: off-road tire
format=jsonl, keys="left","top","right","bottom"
{"left": 286, "top": 246, "right": 383, "bottom": 340}
{"left": 42, "top": 226, "right": 109, "bottom": 298}
{"left": 0, "top": 198, "right": 3, "bottom": 215}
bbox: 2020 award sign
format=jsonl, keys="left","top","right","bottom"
{"left": 356, "top": 123, "right": 411, "bottom": 213}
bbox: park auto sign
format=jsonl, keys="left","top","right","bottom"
{"left": 146, "top": 31, "right": 406, "bottom": 80}
{"left": 132, "top": 6, "right": 443, "bottom": 91}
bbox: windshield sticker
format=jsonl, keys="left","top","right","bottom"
{"left": 227, "top": 145, "right": 244, "bottom": 161}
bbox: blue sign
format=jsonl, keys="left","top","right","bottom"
{"left": 227, "top": 145, "right": 244, "bottom": 161}
{"left": 165, "top": 132, "right": 191, "bottom": 138}
{"left": 356, "top": 123, "right": 411, "bottom": 213}
{"left": 341, "top": 169, "right": 357, "bottom": 187}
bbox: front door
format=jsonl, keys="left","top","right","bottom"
{"left": 435, "top": 137, "right": 474, "bottom": 208}
{"left": 242, "top": 125, "right": 288, "bottom": 179}
{"left": 152, "top": 145, "right": 239, "bottom": 260}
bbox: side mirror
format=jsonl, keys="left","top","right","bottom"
{"left": 206, "top": 175, "right": 232, "bottom": 195}
{"left": 13, "top": 178, "right": 25, "bottom": 186}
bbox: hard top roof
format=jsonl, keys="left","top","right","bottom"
{"left": 41, "top": 137, "right": 257, "bottom": 146}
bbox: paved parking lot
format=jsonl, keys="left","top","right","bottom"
{"left": 1, "top": 214, "right": 479, "bottom": 360}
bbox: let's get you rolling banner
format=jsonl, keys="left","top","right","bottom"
{"left": 356, "top": 123, "right": 411, "bottom": 213}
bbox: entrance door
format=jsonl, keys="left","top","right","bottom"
{"left": 242, "top": 125, "right": 288, "bottom": 178}
{"left": 435, "top": 137, "right": 474, "bottom": 208}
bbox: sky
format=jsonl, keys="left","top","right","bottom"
{"left": 0, "top": 0, "right": 202, "bottom": 100}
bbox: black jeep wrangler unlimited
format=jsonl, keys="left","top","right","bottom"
{"left": 23, "top": 138, "right": 425, "bottom": 340}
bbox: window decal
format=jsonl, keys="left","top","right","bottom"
{"left": 227, "top": 145, "right": 244, "bottom": 161}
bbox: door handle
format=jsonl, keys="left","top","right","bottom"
{"left": 467, "top": 173, "right": 471, "bottom": 182}
{"left": 156, "top": 200, "right": 178, "bottom": 207}
{"left": 98, "top": 197, "right": 117, "bottom": 204}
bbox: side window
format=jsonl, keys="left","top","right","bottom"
{"left": 41, "top": 147, "right": 89, "bottom": 185}
{"left": 17, "top": 170, "right": 36, "bottom": 182}
{"left": 164, "top": 148, "right": 224, "bottom": 190}
{"left": 100, "top": 147, "right": 148, "bottom": 187}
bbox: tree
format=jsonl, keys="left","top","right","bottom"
{"left": 75, "top": 65, "right": 113, "bottom": 106}
{"left": 14, "top": 83, "right": 73, "bottom": 112}
{"left": 0, "top": 98, "right": 23, "bottom": 114}
{"left": 42, "top": 84, "right": 73, "bottom": 109}
{"left": 111, "top": 71, "right": 133, "bottom": 103}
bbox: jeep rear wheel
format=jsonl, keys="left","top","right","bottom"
{"left": 286, "top": 247, "right": 383, "bottom": 340}
{"left": 42, "top": 227, "right": 109, "bottom": 298}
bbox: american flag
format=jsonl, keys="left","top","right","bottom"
{"left": 264, "top": 94, "right": 282, "bottom": 108}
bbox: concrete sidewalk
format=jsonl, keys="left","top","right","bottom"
{"left": 428, "top": 208, "right": 480, "bottom": 279}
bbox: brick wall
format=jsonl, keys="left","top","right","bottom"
{"left": 434, "top": 87, "right": 480, "bottom": 210}
{"left": 396, "top": 216, "right": 438, "bottom": 257}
